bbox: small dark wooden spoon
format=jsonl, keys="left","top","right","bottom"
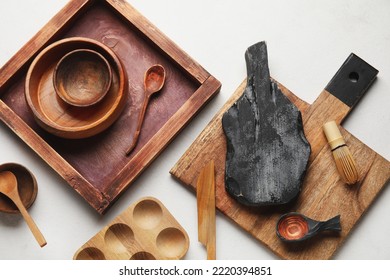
{"left": 126, "top": 64, "right": 166, "bottom": 155}
{"left": 0, "top": 171, "right": 47, "bottom": 247}
{"left": 276, "top": 212, "right": 341, "bottom": 243}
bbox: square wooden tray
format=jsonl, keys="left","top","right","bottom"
{"left": 0, "top": 0, "right": 221, "bottom": 214}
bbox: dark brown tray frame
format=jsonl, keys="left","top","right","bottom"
{"left": 0, "top": 0, "right": 221, "bottom": 214}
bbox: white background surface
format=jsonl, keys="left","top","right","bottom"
{"left": 0, "top": 0, "right": 389, "bottom": 260}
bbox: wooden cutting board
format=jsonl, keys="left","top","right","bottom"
{"left": 170, "top": 54, "right": 390, "bottom": 260}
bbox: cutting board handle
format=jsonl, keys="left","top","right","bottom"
{"left": 325, "top": 53, "right": 378, "bottom": 108}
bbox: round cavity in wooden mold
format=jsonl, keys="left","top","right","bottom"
{"left": 104, "top": 223, "right": 135, "bottom": 253}
{"left": 75, "top": 247, "right": 105, "bottom": 260}
{"left": 156, "top": 227, "right": 188, "bottom": 259}
{"left": 129, "top": 251, "right": 156, "bottom": 260}
{"left": 132, "top": 199, "right": 163, "bottom": 229}
{"left": 277, "top": 214, "right": 309, "bottom": 241}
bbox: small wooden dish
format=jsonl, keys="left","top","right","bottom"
{"left": 0, "top": 163, "right": 38, "bottom": 214}
{"left": 25, "top": 37, "right": 127, "bottom": 139}
{"left": 53, "top": 49, "right": 112, "bottom": 107}
{"left": 73, "top": 197, "right": 189, "bottom": 260}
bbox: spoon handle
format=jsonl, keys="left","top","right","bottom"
{"left": 12, "top": 194, "right": 47, "bottom": 247}
{"left": 126, "top": 93, "right": 151, "bottom": 155}
{"left": 318, "top": 215, "right": 342, "bottom": 232}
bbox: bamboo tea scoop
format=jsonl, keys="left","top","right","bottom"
{"left": 0, "top": 171, "right": 46, "bottom": 247}
{"left": 126, "top": 64, "right": 166, "bottom": 155}
{"left": 196, "top": 160, "right": 216, "bottom": 260}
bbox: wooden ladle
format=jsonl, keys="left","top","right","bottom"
{"left": 0, "top": 171, "right": 47, "bottom": 247}
{"left": 126, "top": 64, "right": 166, "bottom": 155}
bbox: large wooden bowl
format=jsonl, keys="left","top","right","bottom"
{"left": 25, "top": 37, "right": 127, "bottom": 139}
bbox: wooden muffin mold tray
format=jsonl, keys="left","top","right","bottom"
{"left": 73, "top": 197, "right": 189, "bottom": 260}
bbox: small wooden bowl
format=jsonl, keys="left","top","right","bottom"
{"left": 53, "top": 49, "right": 113, "bottom": 107}
{"left": 0, "top": 163, "right": 38, "bottom": 214}
{"left": 25, "top": 37, "right": 127, "bottom": 139}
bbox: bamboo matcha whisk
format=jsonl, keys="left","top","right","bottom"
{"left": 323, "top": 121, "right": 359, "bottom": 185}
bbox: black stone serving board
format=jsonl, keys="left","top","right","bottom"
{"left": 222, "top": 41, "right": 311, "bottom": 207}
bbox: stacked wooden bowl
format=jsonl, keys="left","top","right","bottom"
{"left": 25, "top": 37, "right": 127, "bottom": 139}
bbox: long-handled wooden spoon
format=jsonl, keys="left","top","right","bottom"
{"left": 126, "top": 64, "right": 166, "bottom": 155}
{"left": 0, "top": 171, "right": 47, "bottom": 247}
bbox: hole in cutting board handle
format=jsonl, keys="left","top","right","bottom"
{"left": 349, "top": 72, "right": 359, "bottom": 83}
{"left": 325, "top": 53, "right": 378, "bottom": 108}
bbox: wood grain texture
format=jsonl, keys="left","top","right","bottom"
{"left": 106, "top": 0, "right": 210, "bottom": 84}
{"left": 170, "top": 79, "right": 390, "bottom": 260}
{"left": 73, "top": 197, "right": 189, "bottom": 260}
{"left": 125, "top": 64, "right": 166, "bottom": 155}
{"left": 0, "top": 171, "right": 47, "bottom": 247}
{"left": 0, "top": 0, "right": 221, "bottom": 214}
{"left": 0, "top": 99, "right": 107, "bottom": 212}
{"left": 53, "top": 48, "right": 113, "bottom": 107}
{"left": 0, "top": 163, "right": 38, "bottom": 214}
{"left": 25, "top": 37, "right": 127, "bottom": 139}
{"left": 0, "top": 0, "right": 92, "bottom": 91}
{"left": 197, "top": 160, "right": 216, "bottom": 260}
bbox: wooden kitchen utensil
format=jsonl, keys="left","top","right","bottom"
{"left": 197, "top": 160, "right": 216, "bottom": 260}
{"left": 126, "top": 64, "right": 166, "bottom": 155}
{"left": 0, "top": 171, "right": 46, "bottom": 247}
{"left": 53, "top": 48, "right": 113, "bottom": 107}
{"left": 276, "top": 212, "right": 341, "bottom": 242}
{"left": 25, "top": 37, "right": 127, "bottom": 139}
{"left": 0, "top": 163, "right": 37, "bottom": 214}
{"left": 171, "top": 53, "right": 390, "bottom": 259}
{"left": 323, "top": 121, "right": 359, "bottom": 185}
{"left": 74, "top": 197, "right": 189, "bottom": 260}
